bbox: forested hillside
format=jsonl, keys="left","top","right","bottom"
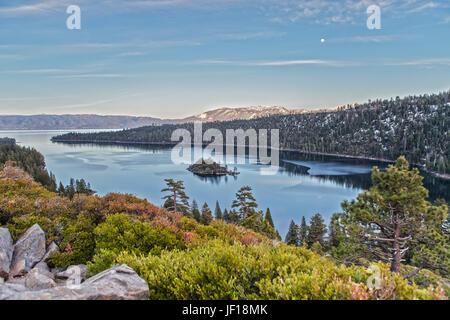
{"left": 53, "top": 91, "right": 450, "bottom": 175}
{"left": 0, "top": 138, "right": 57, "bottom": 190}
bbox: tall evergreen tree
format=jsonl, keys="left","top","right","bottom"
{"left": 306, "top": 213, "right": 327, "bottom": 248}
{"left": 227, "top": 209, "right": 241, "bottom": 225}
{"left": 285, "top": 220, "right": 300, "bottom": 246}
{"left": 214, "top": 201, "right": 223, "bottom": 220}
{"left": 161, "top": 179, "right": 190, "bottom": 214}
{"left": 232, "top": 186, "right": 258, "bottom": 221}
{"left": 222, "top": 208, "right": 230, "bottom": 223}
{"left": 299, "top": 216, "right": 308, "bottom": 246}
{"left": 265, "top": 208, "right": 274, "bottom": 228}
{"left": 338, "top": 157, "right": 449, "bottom": 274}
{"left": 191, "top": 200, "right": 201, "bottom": 222}
{"left": 201, "top": 203, "right": 213, "bottom": 225}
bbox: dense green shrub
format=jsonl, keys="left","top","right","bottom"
{"left": 94, "top": 213, "right": 185, "bottom": 256}
{"left": 87, "top": 240, "right": 447, "bottom": 300}
{"left": 51, "top": 214, "right": 96, "bottom": 267}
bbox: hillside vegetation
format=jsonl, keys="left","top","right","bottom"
{"left": 53, "top": 91, "right": 450, "bottom": 174}
{"left": 0, "top": 159, "right": 448, "bottom": 299}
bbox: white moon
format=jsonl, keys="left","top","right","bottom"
{"left": 320, "top": 38, "right": 326, "bottom": 43}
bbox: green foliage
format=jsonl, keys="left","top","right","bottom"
{"left": 94, "top": 213, "right": 185, "bottom": 256}
{"left": 299, "top": 216, "right": 308, "bottom": 246}
{"left": 241, "top": 211, "right": 278, "bottom": 239}
{"left": 87, "top": 240, "right": 446, "bottom": 300}
{"left": 191, "top": 200, "right": 201, "bottom": 222}
{"left": 285, "top": 220, "right": 300, "bottom": 246}
{"left": 265, "top": 208, "right": 274, "bottom": 228}
{"left": 51, "top": 214, "right": 96, "bottom": 267}
{"left": 161, "top": 179, "right": 190, "bottom": 214}
{"left": 232, "top": 186, "right": 258, "bottom": 220}
{"left": 0, "top": 143, "right": 57, "bottom": 190}
{"left": 306, "top": 213, "right": 327, "bottom": 248}
{"left": 214, "top": 201, "right": 222, "bottom": 220}
{"left": 200, "top": 203, "right": 213, "bottom": 225}
{"left": 334, "top": 157, "right": 449, "bottom": 274}
{"left": 58, "top": 178, "right": 93, "bottom": 199}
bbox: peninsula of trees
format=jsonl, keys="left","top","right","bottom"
{"left": 53, "top": 91, "right": 450, "bottom": 175}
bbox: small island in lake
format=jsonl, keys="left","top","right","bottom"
{"left": 187, "top": 158, "right": 240, "bottom": 177}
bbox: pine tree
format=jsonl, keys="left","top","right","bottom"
{"left": 58, "top": 182, "right": 65, "bottom": 195}
{"left": 161, "top": 179, "right": 190, "bottom": 214}
{"left": 222, "top": 208, "right": 230, "bottom": 223}
{"left": 191, "top": 200, "right": 201, "bottom": 222}
{"left": 214, "top": 201, "right": 223, "bottom": 220}
{"left": 306, "top": 213, "right": 327, "bottom": 248}
{"left": 242, "top": 210, "right": 278, "bottom": 239}
{"left": 227, "top": 209, "right": 241, "bottom": 225}
{"left": 299, "top": 216, "right": 308, "bottom": 246}
{"left": 201, "top": 203, "right": 213, "bottom": 225}
{"left": 265, "top": 208, "right": 274, "bottom": 228}
{"left": 339, "top": 157, "right": 449, "bottom": 274}
{"left": 285, "top": 220, "right": 300, "bottom": 246}
{"left": 232, "top": 186, "right": 258, "bottom": 221}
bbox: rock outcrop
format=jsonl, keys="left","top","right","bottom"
{"left": 10, "top": 224, "right": 46, "bottom": 277}
{"left": 0, "top": 225, "right": 149, "bottom": 300}
{"left": 0, "top": 228, "right": 13, "bottom": 279}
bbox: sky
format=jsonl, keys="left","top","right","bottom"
{"left": 0, "top": 0, "right": 449, "bottom": 118}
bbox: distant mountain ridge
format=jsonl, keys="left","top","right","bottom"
{"left": 0, "top": 114, "right": 164, "bottom": 130}
{"left": 0, "top": 106, "right": 309, "bottom": 130}
{"left": 182, "top": 106, "right": 308, "bottom": 122}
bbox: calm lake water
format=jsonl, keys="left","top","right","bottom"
{"left": 2, "top": 130, "right": 449, "bottom": 236}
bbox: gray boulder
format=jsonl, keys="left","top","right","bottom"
{"left": 10, "top": 224, "right": 46, "bottom": 277}
{"left": 0, "top": 228, "right": 13, "bottom": 279}
{"left": 25, "top": 265, "right": 56, "bottom": 291}
{"left": 55, "top": 264, "right": 88, "bottom": 282}
{"left": 81, "top": 264, "right": 149, "bottom": 300}
{"left": 0, "top": 264, "right": 149, "bottom": 300}
{"left": 0, "top": 283, "right": 27, "bottom": 300}
{"left": 41, "top": 242, "right": 59, "bottom": 264}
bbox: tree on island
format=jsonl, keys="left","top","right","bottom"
{"left": 201, "top": 203, "right": 213, "bottom": 225}
{"left": 335, "top": 157, "right": 449, "bottom": 274}
{"left": 161, "top": 179, "right": 190, "bottom": 214}
{"left": 232, "top": 186, "right": 258, "bottom": 221}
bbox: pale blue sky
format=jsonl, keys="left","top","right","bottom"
{"left": 0, "top": 0, "right": 449, "bottom": 118}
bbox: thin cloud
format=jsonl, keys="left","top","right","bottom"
{"left": 49, "top": 99, "right": 114, "bottom": 110}
{"left": 328, "top": 35, "right": 410, "bottom": 43}
{"left": 407, "top": 1, "right": 439, "bottom": 13}
{"left": 385, "top": 58, "right": 450, "bottom": 66}
{"left": 194, "top": 59, "right": 352, "bottom": 67}
{"left": 52, "top": 74, "right": 126, "bottom": 79}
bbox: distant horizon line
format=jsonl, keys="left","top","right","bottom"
{"left": 1, "top": 88, "right": 448, "bottom": 119}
